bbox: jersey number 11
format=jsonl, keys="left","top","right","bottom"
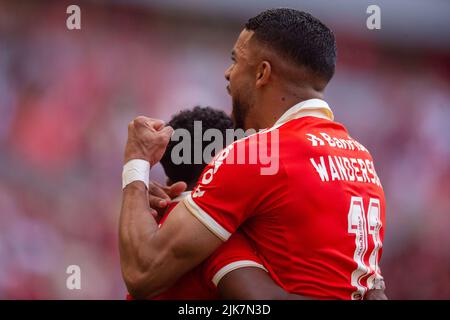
{"left": 347, "top": 196, "right": 383, "bottom": 300}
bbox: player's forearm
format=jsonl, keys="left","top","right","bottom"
{"left": 119, "top": 182, "right": 166, "bottom": 298}
{"left": 218, "top": 267, "right": 310, "bottom": 300}
{"left": 119, "top": 117, "right": 189, "bottom": 298}
{"left": 222, "top": 287, "right": 309, "bottom": 300}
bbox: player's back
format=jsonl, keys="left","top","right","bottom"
{"left": 243, "top": 116, "right": 386, "bottom": 300}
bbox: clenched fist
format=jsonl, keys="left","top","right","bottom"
{"left": 124, "top": 116, "right": 173, "bottom": 166}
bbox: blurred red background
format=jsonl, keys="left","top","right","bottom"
{"left": 0, "top": 0, "right": 449, "bottom": 299}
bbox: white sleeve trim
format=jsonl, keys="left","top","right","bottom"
{"left": 184, "top": 194, "right": 231, "bottom": 241}
{"left": 212, "top": 260, "right": 268, "bottom": 287}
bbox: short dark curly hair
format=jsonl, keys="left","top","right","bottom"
{"left": 245, "top": 8, "right": 337, "bottom": 82}
{"left": 160, "top": 106, "right": 233, "bottom": 188}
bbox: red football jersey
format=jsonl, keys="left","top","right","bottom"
{"left": 127, "top": 193, "right": 267, "bottom": 300}
{"left": 184, "top": 99, "right": 386, "bottom": 300}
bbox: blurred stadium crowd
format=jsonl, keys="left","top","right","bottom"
{"left": 0, "top": 1, "right": 449, "bottom": 299}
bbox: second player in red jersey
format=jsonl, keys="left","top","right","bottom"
{"left": 148, "top": 195, "right": 267, "bottom": 300}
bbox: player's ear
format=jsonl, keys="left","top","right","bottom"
{"left": 255, "top": 61, "right": 271, "bottom": 88}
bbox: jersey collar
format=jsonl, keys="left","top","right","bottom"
{"left": 273, "top": 98, "right": 334, "bottom": 127}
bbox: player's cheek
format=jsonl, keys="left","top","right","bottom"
{"left": 229, "top": 67, "right": 242, "bottom": 90}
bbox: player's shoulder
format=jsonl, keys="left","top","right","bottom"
{"left": 289, "top": 117, "right": 374, "bottom": 156}
{"left": 223, "top": 116, "right": 319, "bottom": 153}
{"left": 211, "top": 128, "right": 283, "bottom": 171}
{"left": 223, "top": 127, "right": 275, "bottom": 150}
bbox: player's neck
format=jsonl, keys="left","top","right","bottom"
{"left": 247, "top": 88, "right": 324, "bottom": 130}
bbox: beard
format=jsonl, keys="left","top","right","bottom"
{"left": 231, "top": 92, "right": 252, "bottom": 131}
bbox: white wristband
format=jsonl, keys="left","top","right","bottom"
{"left": 122, "top": 159, "right": 150, "bottom": 189}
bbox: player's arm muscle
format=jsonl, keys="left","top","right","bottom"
{"left": 119, "top": 182, "right": 222, "bottom": 299}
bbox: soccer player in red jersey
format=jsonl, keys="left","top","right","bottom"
{"left": 126, "top": 107, "right": 306, "bottom": 300}
{"left": 119, "top": 9, "right": 387, "bottom": 300}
